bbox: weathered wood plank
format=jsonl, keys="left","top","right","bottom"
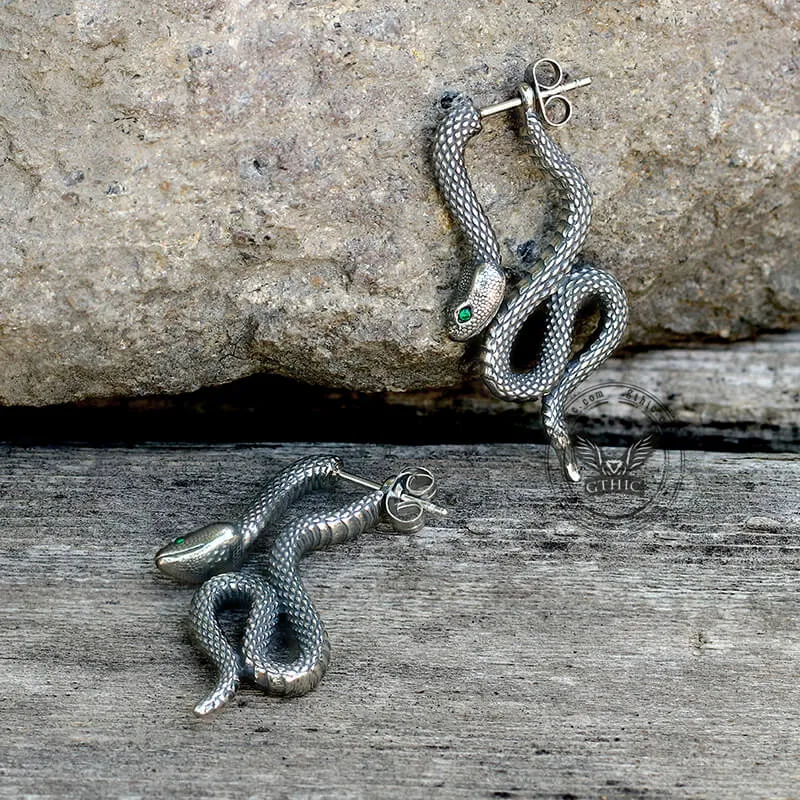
{"left": 384, "top": 331, "right": 800, "bottom": 450}
{"left": 2, "top": 333, "right": 798, "bottom": 452}
{"left": 0, "top": 444, "right": 798, "bottom": 800}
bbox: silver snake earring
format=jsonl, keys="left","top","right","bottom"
{"left": 155, "top": 455, "right": 445, "bottom": 716}
{"left": 433, "top": 58, "right": 629, "bottom": 481}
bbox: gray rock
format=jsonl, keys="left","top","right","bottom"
{"left": 0, "top": 0, "right": 797, "bottom": 405}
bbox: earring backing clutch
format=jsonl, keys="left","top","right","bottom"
{"left": 433, "top": 58, "right": 629, "bottom": 481}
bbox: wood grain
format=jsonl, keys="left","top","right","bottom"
{"left": 383, "top": 331, "right": 800, "bottom": 450}
{"left": 2, "top": 333, "right": 798, "bottom": 452}
{"left": 0, "top": 444, "right": 797, "bottom": 800}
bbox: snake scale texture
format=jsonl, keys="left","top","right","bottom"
{"left": 433, "top": 84, "right": 629, "bottom": 480}
{"left": 155, "top": 455, "right": 385, "bottom": 716}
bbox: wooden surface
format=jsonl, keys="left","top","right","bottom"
{"left": 384, "top": 331, "right": 800, "bottom": 450}
{"left": 1, "top": 332, "right": 797, "bottom": 452}
{"left": 0, "top": 443, "right": 798, "bottom": 800}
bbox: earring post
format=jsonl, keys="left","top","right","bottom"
{"left": 479, "top": 76, "right": 592, "bottom": 118}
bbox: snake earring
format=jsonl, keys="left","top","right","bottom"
{"left": 155, "top": 455, "right": 445, "bottom": 716}
{"left": 433, "top": 58, "right": 629, "bottom": 481}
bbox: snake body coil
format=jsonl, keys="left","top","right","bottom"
{"left": 155, "top": 455, "right": 383, "bottom": 716}
{"left": 156, "top": 456, "right": 441, "bottom": 716}
{"left": 433, "top": 83, "right": 629, "bottom": 479}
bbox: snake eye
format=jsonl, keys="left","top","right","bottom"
{"left": 174, "top": 537, "right": 185, "bottom": 545}
{"left": 457, "top": 306, "right": 472, "bottom": 323}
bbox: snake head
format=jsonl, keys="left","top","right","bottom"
{"left": 447, "top": 261, "right": 506, "bottom": 341}
{"left": 155, "top": 522, "right": 242, "bottom": 585}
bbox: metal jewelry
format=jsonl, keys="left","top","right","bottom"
{"left": 432, "top": 58, "right": 629, "bottom": 481}
{"left": 155, "top": 455, "right": 445, "bottom": 716}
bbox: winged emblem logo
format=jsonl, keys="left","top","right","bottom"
{"left": 574, "top": 434, "right": 657, "bottom": 494}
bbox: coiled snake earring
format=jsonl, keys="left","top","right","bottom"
{"left": 155, "top": 455, "right": 445, "bottom": 716}
{"left": 433, "top": 59, "right": 629, "bottom": 480}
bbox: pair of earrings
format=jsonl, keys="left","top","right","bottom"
{"left": 156, "top": 58, "right": 627, "bottom": 716}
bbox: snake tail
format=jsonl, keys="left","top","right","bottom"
{"left": 189, "top": 573, "right": 281, "bottom": 716}
{"left": 540, "top": 265, "right": 629, "bottom": 478}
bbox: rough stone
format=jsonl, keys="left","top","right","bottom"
{"left": 0, "top": 0, "right": 797, "bottom": 405}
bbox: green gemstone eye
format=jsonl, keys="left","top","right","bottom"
{"left": 457, "top": 306, "right": 472, "bottom": 323}
{"left": 175, "top": 537, "right": 185, "bottom": 545}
